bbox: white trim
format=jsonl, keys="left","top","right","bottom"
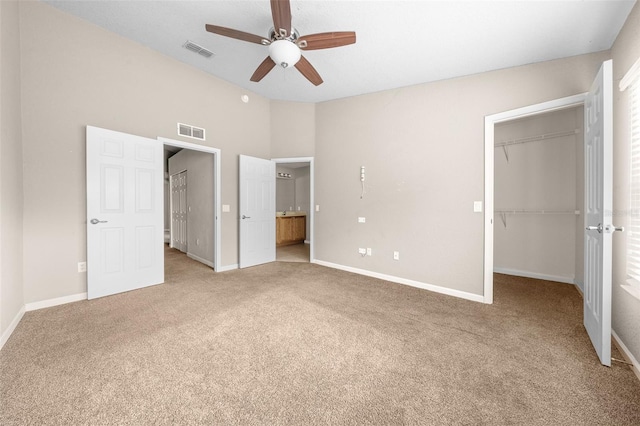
{"left": 272, "top": 157, "right": 315, "bottom": 263}
{"left": 313, "top": 260, "right": 484, "bottom": 303}
{"left": 187, "top": 252, "right": 214, "bottom": 268}
{"left": 493, "top": 267, "right": 575, "bottom": 285}
{"left": 216, "top": 263, "right": 238, "bottom": 272}
{"left": 484, "top": 93, "right": 587, "bottom": 304}
{"left": 25, "top": 293, "right": 87, "bottom": 311}
{"left": 158, "top": 137, "right": 221, "bottom": 272}
{"left": 620, "top": 57, "right": 640, "bottom": 92}
{"left": 612, "top": 329, "right": 640, "bottom": 383}
{"left": 0, "top": 306, "right": 25, "bottom": 351}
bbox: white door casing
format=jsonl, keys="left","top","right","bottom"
{"left": 584, "top": 59, "right": 617, "bottom": 367}
{"left": 239, "top": 155, "right": 275, "bottom": 268}
{"left": 87, "top": 126, "right": 164, "bottom": 299}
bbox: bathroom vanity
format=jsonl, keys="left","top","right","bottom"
{"left": 276, "top": 212, "right": 306, "bottom": 247}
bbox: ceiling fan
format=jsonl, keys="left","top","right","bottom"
{"left": 205, "top": 0, "right": 356, "bottom": 86}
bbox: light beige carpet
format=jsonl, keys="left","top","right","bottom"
{"left": 1, "top": 249, "right": 639, "bottom": 425}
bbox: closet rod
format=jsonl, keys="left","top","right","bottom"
{"left": 495, "top": 209, "right": 580, "bottom": 215}
{"left": 495, "top": 209, "right": 580, "bottom": 228}
{"left": 494, "top": 129, "right": 579, "bottom": 149}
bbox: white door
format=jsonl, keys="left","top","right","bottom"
{"left": 239, "top": 155, "right": 275, "bottom": 268}
{"left": 170, "top": 171, "right": 188, "bottom": 253}
{"left": 584, "top": 60, "right": 619, "bottom": 366}
{"left": 87, "top": 126, "right": 164, "bottom": 299}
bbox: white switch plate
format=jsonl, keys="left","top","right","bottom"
{"left": 358, "top": 217, "right": 366, "bottom": 223}
{"left": 393, "top": 251, "right": 400, "bottom": 260}
{"left": 315, "top": 205, "right": 320, "bottom": 212}
{"left": 473, "top": 201, "right": 483, "bottom": 213}
{"left": 222, "top": 204, "right": 230, "bottom": 212}
{"left": 78, "top": 262, "right": 86, "bottom": 273}
{"left": 358, "top": 248, "right": 367, "bottom": 255}
{"left": 366, "top": 248, "right": 372, "bottom": 256}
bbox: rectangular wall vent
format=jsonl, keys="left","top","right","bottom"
{"left": 183, "top": 40, "right": 214, "bottom": 59}
{"left": 177, "top": 123, "right": 206, "bottom": 141}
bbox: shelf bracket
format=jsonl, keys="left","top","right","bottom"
{"left": 502, "top": 145, "right": 509, "bottom": 162}
{"left": 500, "top": 211, "right": 507, "bottom": 228}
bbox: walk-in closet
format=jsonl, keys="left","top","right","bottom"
{"left": 494, "top": 106, "right": 584, "bottom": 289}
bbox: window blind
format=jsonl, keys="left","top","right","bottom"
{"left": 626, "top": 71, "right": 640, "bottom": 286}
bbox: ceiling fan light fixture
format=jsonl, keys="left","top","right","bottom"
{"left": 268, "top": 39, "right": 300, "bottom": 68}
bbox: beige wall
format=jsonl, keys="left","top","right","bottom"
{"left": 270, "top": 101, "right": 315, "bottom": 158}
{"left": 494, "top": 106, "right": 583, "bottom": 283}
{"left": 0, "top": 0, "right": 24, "bottom": 341}
{"left": 19, "top": 1, "right": 270, "bottom": 304}
{"left": 314, "top": 52, "right": 609, "bottom": 296}
{"left": 611, "top": 2, "right": 640, "bottom": 366}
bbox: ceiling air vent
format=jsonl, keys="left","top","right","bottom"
{"left": 183, "top": 40, "right": 214, "bottom": 59}
{"left": 177, "top": 123, "right": 206, "bottom": 141}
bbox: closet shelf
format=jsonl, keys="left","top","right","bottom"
{"left": 495, "top": 129, "right": 580, "bottom": 162}
{"left": 495, "top": 209, "right": 581, "bottom": 228}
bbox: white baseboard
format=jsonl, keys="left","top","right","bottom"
{"left": 216, "top": 263, "right": 238, "bottom": 272}
{"left": 313, "top": 260, "right": 484, "bottom": 303}
{"left": 187, "top": 252, "right": 214, "bottom": 268}
{"left": 25, "top": 292, "right": 87, "bottom": 312}
{"left": 612, "top": 329, "right": 640, "bottom": 383}
{"left": 0, "top": 306, "right": 25, "bottom": 351}
{"left": 493, "top": 267, "right": 575, "bottom": 284}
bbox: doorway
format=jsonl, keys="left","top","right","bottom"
{"left": 273, "top": 157, "right": 315, "bottom": 263}
{"left": 159, "top": 137, "right": 221, "bottom": 271}
{"left": 493, "top": 105, "right": 584, "bottom": 288}
{"left": 483, "top": 94, "right": 587, "bottom": 304}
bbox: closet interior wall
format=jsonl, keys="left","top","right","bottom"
{"left": 494, "top": 106, "right": 584, "bottom": 286}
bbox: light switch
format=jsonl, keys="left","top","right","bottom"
{"left": 222, "top": 204, "right": 230, "bottom": 212}
{"left": 474, "top": 201, "right": 483, "bottom": 213}
{"left": 358, "top": 217, "right": 366, "bottom": 223}
{"left": 315, "top": 205, "right": 320, "bottom": 212}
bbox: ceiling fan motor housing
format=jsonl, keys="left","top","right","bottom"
{"left": 269, "top": 39, "right": 301, "bottom": 68}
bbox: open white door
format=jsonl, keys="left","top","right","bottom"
{"left": 239, "top": 155, "right": 275, "bottom": 268}
{"left": 87, "top": 126, "right": 164, "bottom": 299}
{"left": 584, "top": 60, "right": 620, "bottom": 366}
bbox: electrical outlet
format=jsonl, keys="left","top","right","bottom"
{"left": 366, "top": 248, "right": 372, "bottom": 256}
{"left": 358, "top": 248, "right": 367, "bottom": 255}
{"left": 78, "top": 262, "right": 87, "bottom": 273}
{"left": 358, "top": 217, "right": 366, "bottom": 223}
{"left": 393, "top": 251, "right": 400, "bottom": 261}
{"left": 222, "top": 204, "right": 230, "bottom": 212}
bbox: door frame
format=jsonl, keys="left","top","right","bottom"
{"left": 272, "top": 157, "right": 315, "bottom": 263}
{"left": 483, "top": 94, "right": 586, "bottom": 304}
{"left": 159, "top": 137, "right": 221, "bottom": 271}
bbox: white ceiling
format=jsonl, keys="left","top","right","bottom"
{"left": 44, "top": 0, "right": 636, "bottom": 103}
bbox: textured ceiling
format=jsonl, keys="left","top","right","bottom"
{"left": 44, "top": 0, "right": 636, "bottom": 103}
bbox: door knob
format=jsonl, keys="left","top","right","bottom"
{"left": 90, "top": 218, "right": 108, "bottom": 224}
{"left": 586, "top": 224, "right": 603, "bottom": 233}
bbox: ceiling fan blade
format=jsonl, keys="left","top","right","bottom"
{"left": 270, "top": 0, "right": 292, "bottom": 38}
{"left": 297, "top": 32, "right": 356, "bottom": 50}
{"left": 250, "top": 56, "right": 277, "bottom": 82}
{"left": 295, "top": 56, "right": 323, "bottom": 86}
{"left": 205, "top": 24, "right": 269, "bottom": 45}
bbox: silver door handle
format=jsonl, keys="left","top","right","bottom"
{"left": 604, "top": 224, "right": 625, "bottom": 233}
{"left": 614, "top": 226, "right": 624, "bottom": 232}
{"left": 90, "top": 218, "right": 108, "bottom": 224}
{"left": 242, "top": 215, "right": 251, "bottom": 219}
{"left": 586, "top": 224, "right": 603, "bottom": 233}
